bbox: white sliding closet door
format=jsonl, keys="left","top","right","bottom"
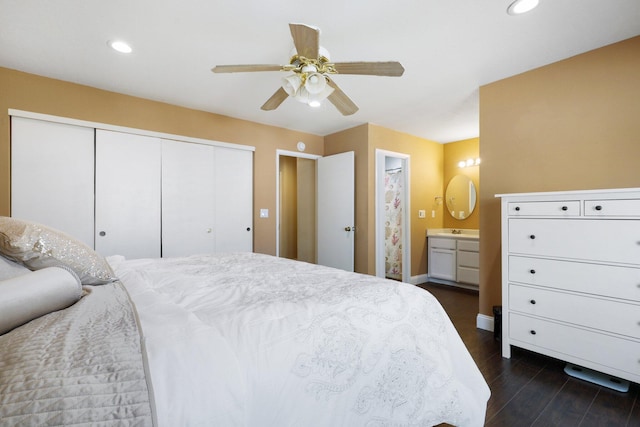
{"left": 95, "top": 130, "right": 161, "bottom": 259}
{"left": 214, "top": 147, "right": 253, "bottom": 252}
{"left": 161, "top": 140, "right": 216, "bottom": 257}
{"left": 11, "top": 117, "right": 95, "bottom": 247}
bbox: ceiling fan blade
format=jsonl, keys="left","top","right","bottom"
{"left": 332, "top": 61, "right": 405, "bottom": 77}
{"left": 212, "top": 64, "right": 283, "bottom": 73}
{"left": 326, "top": 79, "right": 359, "bottom": 116}
{"left": 261, "top": 87, "right": 289, "bottom": 111}
{"left": 289, "top": 23, "right": 319, "bottom": 59}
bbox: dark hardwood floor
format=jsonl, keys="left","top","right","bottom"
{"left": 417, "top": 282, "right": 640, "bottom": 427}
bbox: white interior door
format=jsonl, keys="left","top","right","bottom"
{"left": 317, "top": 151, "right": 355, "bottom": 271}
{"left": 95, "top": 130, "right": 161, "bottom": 259}
{"left": 11, "top": 117, "right": 95, "bottom": 247}
{"left": 162, "top": 140, "right": 216, "bottom": 257}
{"left": 214, "top": 146, "right": 253, "bottom": 252}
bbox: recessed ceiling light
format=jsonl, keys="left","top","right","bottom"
{"left": 108, "top": 40, "right": 133, "bottom": 54}
{"left": 507, "top": 0, "right": 539, "bottom": 15}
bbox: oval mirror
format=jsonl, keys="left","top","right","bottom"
{"left": 445, "top": 175, "right": 477, "bottom": 220}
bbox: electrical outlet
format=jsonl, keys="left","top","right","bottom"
{"left": 418, "top": 210, "right": 425, "bottom": 218}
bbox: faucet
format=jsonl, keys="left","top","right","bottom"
{"left": 452, "top": 229, "right": 462, "bottom": 234}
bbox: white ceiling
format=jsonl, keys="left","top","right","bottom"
{"left": 1, "top": 1, "right": 639, "bottom": 143}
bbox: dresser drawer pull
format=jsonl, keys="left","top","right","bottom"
{"left": 529, "top": 235, "right": 536, "bottom": 240}
{"left": 530, "top": 299, "right": 536, "bottom": 305}
{"left": 561, "top": 206, "right": 568, "bottom": 211}
{"left": 595, "top": 205, "right": 603, "bottom": 211}
{"left": 515, "top": 206, "right": 520, "bottom": 211}
{"left": 530, "top": 330, "right": 537, "bottom": 335}
{"left": 530, "top": 269, "right": 536, "bottom": 274}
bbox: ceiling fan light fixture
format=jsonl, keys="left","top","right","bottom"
{"left": 304, "top": 73, "right": 327, "bottom": 94}
{"left": 282, "top": 74, "right": 302, "bottom": 96}
{"left": 507, "top": 0, "right": 539, "bottom": 15}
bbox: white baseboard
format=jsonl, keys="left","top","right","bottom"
{"left": 477, "top": 313, "right": 494, "bottom": 332}
{"left": 410, "top": 274, "right": 429, "bottom": 285}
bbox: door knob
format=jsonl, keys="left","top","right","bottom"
{"left": 344, "top": 226, "right": 351, "bottom": 232}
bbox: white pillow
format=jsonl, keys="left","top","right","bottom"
{"left": 0, "top": 266, "right": 82, "bottom": 335}
{"left": 0, "top": 255, "right": 30, "bottom": 281}
{"left": 0, "top": 217, "right": 117, "bottom": 285}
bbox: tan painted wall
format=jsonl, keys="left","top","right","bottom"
{"left": 324, "top": 124, "right": 444, "bottom": 277}
{"left": 443, "top": 138, "right": 479, "bottom": 229}
{"left": 0, "top": 67, "right": 324, "bottom": 255}
{"left": 479, "top": 36, "right": 640, "bottom": 317}
{"left": 368, "top": 125, "right": 443, "bottom": 278}
{"left": 324, "top": 124, "right": 370, "bottom": 273}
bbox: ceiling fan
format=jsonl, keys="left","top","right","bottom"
{"left": 212, "top": 23, "right": 405, "bottom": 116}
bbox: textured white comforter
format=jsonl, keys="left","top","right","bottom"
{"left": 109, "top": 252, "right": 490, "bottom": 426}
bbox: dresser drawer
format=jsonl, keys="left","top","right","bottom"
{"left": 508, "top": 200, "right": 580, "bottom": 216}
{"left": 509, "top": 284, "right": 640, "bottom": 338}
{"left": 508, "top": 256, "right": 640, "bottom": 302}
{"left": 508, "top": 219, "right": 640, "bottom": 265}
{"left": 509, "top": 313, "right": 640, "bottom": 378}
{"left": 457, "top": 239, "right": 479, "bottom": 252}
{"left": 585, "top": 199, "right": 640, "bottom": 217}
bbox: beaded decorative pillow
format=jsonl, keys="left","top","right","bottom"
{"left": 0, "top": 217, "right": 117, "bottom": 285}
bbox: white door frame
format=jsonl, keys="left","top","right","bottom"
{"left": 375, "top": 149, "right": 411, "bottom": 282}
{"left": 275, "top": 149, "right": 321, "bottom": 257}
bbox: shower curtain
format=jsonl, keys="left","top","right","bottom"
{"left": 384, "top": 169, "right": 403, "bottom": 280}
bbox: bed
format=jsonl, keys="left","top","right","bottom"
{"left": 0, "top": 217, "right": 490, "bottom": 426}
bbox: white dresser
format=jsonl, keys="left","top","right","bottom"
{"left": 497, "top": 188, "right": 640, "bottom": 385}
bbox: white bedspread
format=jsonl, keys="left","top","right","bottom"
{"left": 109, "top": 252, "right": 490, "bottom": 426}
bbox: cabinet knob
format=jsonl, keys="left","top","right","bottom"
{"left": 530, "top": 269, "right": 536, "bottom": 274}
{"left": 530, "top": 330, "right": 537, "bottom": 335}
{"left": 530, "top": 299, "right": 536, "bottom": 305}
{"left": 529, "top": 235, "right": 536, "bottom": 240}
{"left": 514, "top": 206, "right": 520, "bottom": 211}
{"left": 595, "top": 205, "right": 603, "bottom": 211}
{"left": 99, "top": 231, "right": 106, "bottom": 236}
{"left": 561, "top": 206, "right": 568, "bottom": 211}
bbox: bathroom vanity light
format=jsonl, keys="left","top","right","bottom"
{"left": 458, "top": 158, "right": 481, "bottom": 168}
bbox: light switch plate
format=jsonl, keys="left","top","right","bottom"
{"left": 260, "top": 208, "right": 269, "bottom": 218}
{"left": 418, "top": 209, "right": 426, "bottom": 218}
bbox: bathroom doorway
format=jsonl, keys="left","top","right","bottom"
{"left": 375, "top": 149, "right": 410, "bottom": 282}
{"left": 277, "top": 151, "right": 319, "bottom": 263}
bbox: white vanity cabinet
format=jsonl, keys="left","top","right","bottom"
{"left": 427, "top": 230, "right": 480, "bottom": 288}
{"left": 497, "top": 188, "right": 640, "bottom": 385}
{"left": 457, "top": 239, "right": 480, "bottom": 285}
{"left": 428, "top": 237, "right": 457, "bottom": 281}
